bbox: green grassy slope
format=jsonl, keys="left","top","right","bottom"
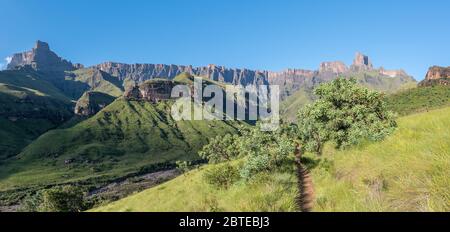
{"left": 91, "top": 160, "right": 297, "bottom": 212}
{"left": 93, "top": 107, "right": 449, "bottom": 212}
{"left": 0, "top": 70, "right": 73, "bottom": 159}
{"left": 352, "top": 70, "right": 417, "bottom": 93}
{"left": 0, "top": 70, "right": 72, "bottom": 103}
{"left": 280, "top": 87, "right": 315, "bottom": 123}
{"left": 309, "top": 107, "right": 450, "bottom": 211}
{"left": 70, "top": 68, "right": 124, "bottom": 97}
{"left": 386, "top": 85, "right": 450, "bottom": 116}
{"left": 0, "top": 99, "right": 244, "bottom": 191}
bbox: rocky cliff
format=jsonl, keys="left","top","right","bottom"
{"left": 419, "top": 66, "right": 450, "bottom": 86}
{"left": 425, "top": 66, "right": 450, "bottom": 80}
{"left": 95, "top": 62, "right": 269, "bottom": 86}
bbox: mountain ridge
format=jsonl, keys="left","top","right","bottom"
{"left": 6, "top": 41, "right": 416, "bottom": 100}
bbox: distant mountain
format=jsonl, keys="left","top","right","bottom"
{"left": 280, "top": 53, "right": 417, "bottom": 122}
{"left": 6, "top": 41, "right": 122, "bottom": 100}
{"left": 7, "top": 40, "right": 82, "bottom": 72}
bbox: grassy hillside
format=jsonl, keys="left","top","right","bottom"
{"left": 94, "top": 107, "right": 449, "bottom": 212}
{"left": 0, "top": 98, "right": 244, "bottom": 192}
{"left": 0, "top": 70, "right": 73, "bottom": 160}
{"left": 309, "top": 107, "right": 450, "bottom": 211}
{"left": 70, "top": 68, "right": 124, "bottom": 97}
{"left": 386, "top": 85, "right": 450, "bottom": 116}
{"left": 280, "top": 87, "right": 315, "bottom": 123}
{"left": 352, "top": 70, "right": 417, "bottom": 93}
{"left": 0, "top": 70, "right": 72, "bottom": 103}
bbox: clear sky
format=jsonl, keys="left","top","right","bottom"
{"left": 1, "top": 0, "right": 449, "bottom": 80}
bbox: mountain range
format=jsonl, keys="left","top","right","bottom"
{"left": 6, "top": 41, "right": 416, "bottom": 97}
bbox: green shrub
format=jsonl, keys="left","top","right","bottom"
{"left": 176, "top": 160, "right": 193, "bottom": 174}
{"left": 239, "top": 154, "right": 272, "bottom": 180}
{"left": 203, "top": 164, "right": 239, "bottom": 189}
{"left": 199, "top": 134, "right": 241, "bottom": 163}
{"left": 21, "top": 185, "right": 87, "bottom": 212}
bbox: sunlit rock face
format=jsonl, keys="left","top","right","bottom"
{"left": 319, "top": 61, "right": 348, "bottom": 74}
{"left": 6, "top": 40, "right": 80, "bottom": 72}
{"left": 425, "top": 66, "right": 450, "bottom": 80}
{"left": 124, "top": 80, "right": 175, "bottom": 103}
{"left": 419, "top": 66, "right": 450, "bottom": 87}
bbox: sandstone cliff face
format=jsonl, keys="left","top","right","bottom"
{"left": 124, "top": 80, "right": 176, "bottom": 103}
{"left": 7, "top": 41, "right": 78, "bottom": 72}
{"left": 425, "top": 66, "right": 450, "bottom": 80}
{"left": 319, "top": 61, "right": 348, "bottom": 74}
{"left": 419, "top": 66, "right": 450, "bottom": 87}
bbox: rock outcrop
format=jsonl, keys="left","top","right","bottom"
{"left": 419, "top": 66, "right": 450, "bottom": 87}
{"left": 425, "top": 66, "right": 450, "bottom": 80}
{"left": 6, "top": 41, "right": 79, "bottom": 72}
{"left": 124, "top": 80, "right": 175, "bottom": 102}
{"left": 74, "top": 91, "right": 116, "bottom": 116}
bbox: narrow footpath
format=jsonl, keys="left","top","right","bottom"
{"left": 296, "top": 161, "right": 315, "bottom": 212}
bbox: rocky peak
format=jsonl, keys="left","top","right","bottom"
{"left": 34, "top": 40, "right": 50, "bottom": 51}
{"left": 6, "top": 40, "right": 79, "bottom": 72}
{"left": 351, "top": 52, "right": 373, "bottom": 71}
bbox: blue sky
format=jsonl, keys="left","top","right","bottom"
{"left": 0, "top": 0, "right": 449, "bottom": 80}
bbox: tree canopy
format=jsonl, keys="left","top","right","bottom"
{"left": 297, "top": 78, "right": 397, "bottom": 154}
